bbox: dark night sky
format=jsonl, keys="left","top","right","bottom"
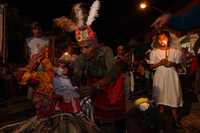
{"left": 5, "top": 0, "right": 189, "bottom": 42}
{"left": 2, "top": 0, "right": 190, "bottom": 63}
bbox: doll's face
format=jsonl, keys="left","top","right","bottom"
{"left": 58, "top": 63, "right": 69, "bottom": 75}
{"left": 62, "top": 66, "right": 69, "bottom": 75}
{"left": 158, "top": 34, "right": 169, "bottom": 47}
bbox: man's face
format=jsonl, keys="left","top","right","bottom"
{"left": 79, "top": 41, "right": 93, "bottom": 58}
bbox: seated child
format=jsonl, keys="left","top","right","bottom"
{"left": 53, "top": 60, "right": 81, "bottom": 113}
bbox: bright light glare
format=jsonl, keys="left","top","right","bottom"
{"left": 140, "top": 3, "right": 147, "bottom": 9}
{"left": 64, "top": 52, "right": 69, "bottom": 55}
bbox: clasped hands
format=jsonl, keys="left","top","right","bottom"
{"left": 160, "top": 58, "right": 172, "bottom": 67}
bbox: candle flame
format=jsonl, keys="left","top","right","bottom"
{"left": 64, "top": 52, "right": 69, "bottom": 55}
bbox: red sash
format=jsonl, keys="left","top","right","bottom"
{"left": 93, "top": 74, "right": 126, "bottom": 121}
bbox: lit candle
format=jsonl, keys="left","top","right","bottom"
{"left": 162, "top": 39, "right": 168, "bottom": 58}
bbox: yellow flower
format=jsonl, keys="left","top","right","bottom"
{"left": 134, "top": 97, "right": 149, "bottom": 106}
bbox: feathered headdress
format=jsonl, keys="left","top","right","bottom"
{"left": 86, "top": 0, "right": 100, "bottom": 26}
{"left": 54, "top": 0, "right": 100, "bottom": 42}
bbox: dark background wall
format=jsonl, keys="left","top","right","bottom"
{"left": 1, "top": 0, "right": 191, "bottom": 63}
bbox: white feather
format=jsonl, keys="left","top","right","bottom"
{"left": 86, "top": 0, "right": 100, "bottom": 26}
{"left": 74, "top": 3, "right": 85, "bottom": 27}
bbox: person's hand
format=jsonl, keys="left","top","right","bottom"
{"left": 160, "top": 58, "right": 168, "bottom": 66}
{"left": 160, "top": 59, "right": 172, "bottom": 67}
{"left": 80, "top": 84, "right": 103, "bottom": 99}
{"left": 164, "top": 60, "right": 171, "bottom": 67}
{"left": 151, "top": 14, "right": 171, "bottom": 29}
{"left": 79, "top": 86, "right": 90, "bottom": 98}
{"left": 80, "top": 86, "right": 98, "bottom": 98}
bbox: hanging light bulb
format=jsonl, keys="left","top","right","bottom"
{"left": 139, "top": 1, "right": 164, "bottom": 14}
{"left": 140, "top": 2, "right": 147, "bottom": 9}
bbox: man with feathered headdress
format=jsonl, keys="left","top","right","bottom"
{"left": 54, "top": 1, "right": 126, "bottom": 132}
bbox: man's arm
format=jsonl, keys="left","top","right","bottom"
{"left": 151, "top": 0, "right": 200, "bottom": 31}
{"left": 168, "top": 4, "right": 200, "bottom": 31}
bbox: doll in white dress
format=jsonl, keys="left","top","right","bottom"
{"left": 53, "top": 60, "right": 81, "bottom": 113}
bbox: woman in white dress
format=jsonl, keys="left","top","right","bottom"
{"left": 149, "top": 30, "right": 183, "bottom": 125}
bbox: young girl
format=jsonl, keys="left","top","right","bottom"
{"left": 149, "top": 30, "right": 183, "bottom": 126}
{"left": 53, "top": 60, "right": 81, "bottom": 113}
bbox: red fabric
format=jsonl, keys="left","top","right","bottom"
{"left": 106, "top": 74, "right": 125, "bottom": 105}
{"left": 32, "top": 91, "right": 56, "bottom": 118}
{"left": 16, "top": 69, "right": 26, "bottom": 81}
{"left": 93, "top": 74, "right": 126, "bottom": 121}
{"left": 189, "top": 56, "right": 198, "bottom": 75}
{"left": 57, "top": 98, "right": 81, "bottom": 113}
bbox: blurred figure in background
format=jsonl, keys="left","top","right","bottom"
{"left": 151, "top": 0, "right": 200, "bottom": 32}
{"left": 26, "top": 22, "right": 49, "bottom": 61}
{"left": 17, "top": 47, "right": 55, "bottom": 118}
{"left": 25, "top": 22, "right": 49, "bottom": 99}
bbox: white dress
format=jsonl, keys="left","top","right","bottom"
{"left": 150, "top": 48, "right": 183, "bottom": 107}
